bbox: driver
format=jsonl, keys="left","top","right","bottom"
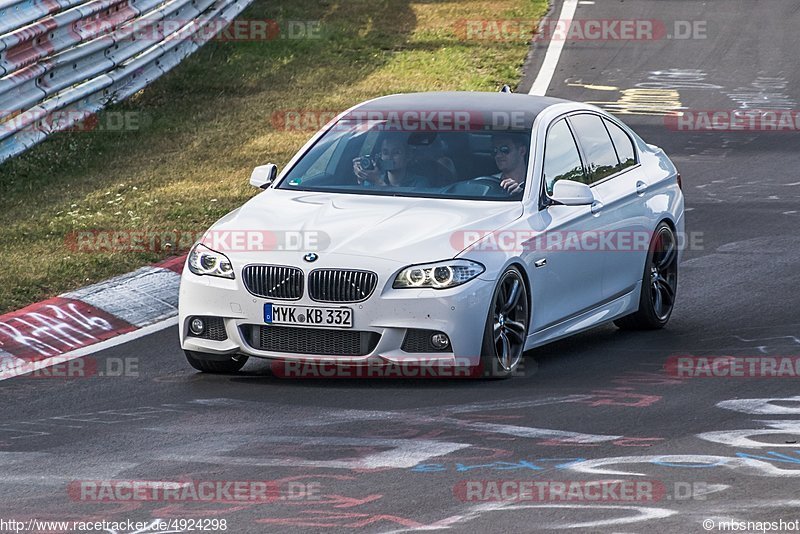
{"left": 477, "top": 133, "right": 529, "bottom": 195}
{"left": 352, "top": 134, "right": 431, "bottom": 189}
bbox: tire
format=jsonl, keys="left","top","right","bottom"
{"left": 479, "top": 266, "right": 529, "bottom": 379}
{"left": 614, "top": 222, "right": 678, "bottom": 330}
{"left": 184, "top": 350, "right": 248, "bottom": 374}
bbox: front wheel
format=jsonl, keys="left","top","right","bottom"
{"left": 184, "top": 350, "right": 248, "bottom": 374}
{"left": 479, "top": 266, "right": 529, "bottom": 378}
{"left": 615, "top": 222, "right": 678, "bottom": 330}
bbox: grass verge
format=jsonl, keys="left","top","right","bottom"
{"left": 0, "top": 0, "right": 547, "bottom": 313}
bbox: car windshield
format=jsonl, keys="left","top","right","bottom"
{"left": 277, "top": 119, "right": 531, "bottom": 201}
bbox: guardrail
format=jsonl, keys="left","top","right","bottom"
{"left": 0, "top": 0, "right": 253, "bottom": 163}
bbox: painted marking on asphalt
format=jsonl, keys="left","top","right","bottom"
{"left": 483, "top": 503, "right": 677, "bottom": 530}
{"left": 725, "top": 76, "right": 796, "bottom": 110}
{"left": 282, "top": 404, "right": 622, "bottom": 444}
{"left": 0, "top": 451, "right": 138, "bottom": 486}
{"left": 157, "top": 436, "right": 471, "bottom": 470}
{"left": 565, "top": 454, "right": 800, "bottom": 477}
{"left": 635, "top": 69, "right": 722, "bottom": 91}
{"left": 0, "top": 316, "right": 177, "bottom": 382}
{"left": 718, "top": 397, "right": 800, "bottom": 415}
{"left": 382, "top": 502, "right": 676, "bottom": 533}
{"left": 697, "top": 420, "right": 800, "bottom": 449}
{"left": 415, "top": 395, "right": 595, "bottom": 415}
{"left": 0, "top": 298, "right": 136, "bottom": 361}
{"left": 586, "top": 88, "right": 684, "bottom": 116}
{"left": 529, "top": 0, "right": 579, "bottom": 96}
{"left": 566, "top": 80, "right": 618, "bottom": 91}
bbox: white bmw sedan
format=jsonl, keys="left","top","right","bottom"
{"left": 179, "top": 91, "right": 684, "bottom": 378}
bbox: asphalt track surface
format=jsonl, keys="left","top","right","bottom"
{"left": 4, "top": 1, "right": 800, "bottom": 533}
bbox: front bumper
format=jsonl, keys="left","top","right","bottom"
{"left": 178, "top": 258, "right": 493, "bottom": 367}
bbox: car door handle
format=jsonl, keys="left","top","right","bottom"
{"left": 636, "top": 180, "right": 648, "bottom": 196}
{"left": 591, "top": 200, "right": 603, "bottom": 214}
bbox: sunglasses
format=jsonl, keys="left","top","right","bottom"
{"left": 492, "top": 145, "right": 512, "bottom": 155}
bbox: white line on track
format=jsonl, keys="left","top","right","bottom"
{"left": 0, "top": 316, "right": 178, "bottom": 382}
{"left": 529, "top": 0, "right": 579, "bottom": 96}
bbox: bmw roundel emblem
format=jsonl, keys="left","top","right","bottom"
{"left": 303, "top": 252, "right": 318, "bottom": 263}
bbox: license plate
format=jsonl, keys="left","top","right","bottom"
{"left": 264, "top": 303, "right": 353, "bottom": 328}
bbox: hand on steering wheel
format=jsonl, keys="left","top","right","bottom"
{"left": 500, "top": 177, "right": 525, "bottom": 194}
{"left": 471, "top": 177, "right": 520, "bottom": 196}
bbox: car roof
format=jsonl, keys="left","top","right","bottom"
{"left": 347, "top": 91, "right": 571, "bottom": 131}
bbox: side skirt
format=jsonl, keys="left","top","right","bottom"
{"left": 524, "top": 282, "right": 641, "bottom": 351}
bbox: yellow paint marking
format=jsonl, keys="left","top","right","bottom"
{"left": 586, "top": 88, "right": 684, "bottom": 116}
{"left": 567, "top": 82, "right": 619, "bottom": 91}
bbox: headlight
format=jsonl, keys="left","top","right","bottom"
{"left": 393, "top": 260, "right": 484, "bottom": 289}
{"left": 188, "top": 243, "right": 235, "bottom": 279}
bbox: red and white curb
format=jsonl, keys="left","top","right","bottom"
{"left": 0, "top": 255, "right": 186, "bottom": 381}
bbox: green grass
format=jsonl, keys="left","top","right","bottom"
{"left": 0, "top": 0, "right": 547, "bottom": 313}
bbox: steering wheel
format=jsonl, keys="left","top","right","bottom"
{"left": 469, "top": 176, "right": 511, "bottom": 196}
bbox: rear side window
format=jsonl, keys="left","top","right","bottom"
{"left": 604, "top": 118, "right": 637, "bottom": 171}
{"left": 569, "top": 114, "right": 619, "bottom": 183}
{"left": 543, "top": 119, "right": 586, "bottom": 194}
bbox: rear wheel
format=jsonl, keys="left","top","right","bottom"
{"left": 615, "top": 222, "right": 678, "bottom": 330}
{"left": 184, "top": 350, "right": 248, "bottom": 374}
{"left": 479, "top": 266, "right": 529, "bottom": 378}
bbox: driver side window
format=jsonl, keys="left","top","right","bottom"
{"left": 543, "top": 119, "right": 586, "bottom": 195}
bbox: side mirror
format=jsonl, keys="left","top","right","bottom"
{"left": 250, "top": 164, "right": 278, "bottom": 189}
{"left": 550, "top": 179, "right": 594, "bottom": 206}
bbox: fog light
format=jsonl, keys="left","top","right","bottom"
{"left": 189, "top": 317, "right": 205, "bottom": 335}
{"left": 430, "top": 333, "right": 450, "bottom": 350}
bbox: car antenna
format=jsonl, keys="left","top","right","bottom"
{"left": 499, "top": 85, "right": 512, "bottom": 93}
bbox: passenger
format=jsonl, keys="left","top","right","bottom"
{"left": 352, "top": 135, "right": 431, "bottom": 188}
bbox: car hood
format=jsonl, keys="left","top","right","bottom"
{"left": 207, "top": 189, "right": 524, "bottom": 264}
